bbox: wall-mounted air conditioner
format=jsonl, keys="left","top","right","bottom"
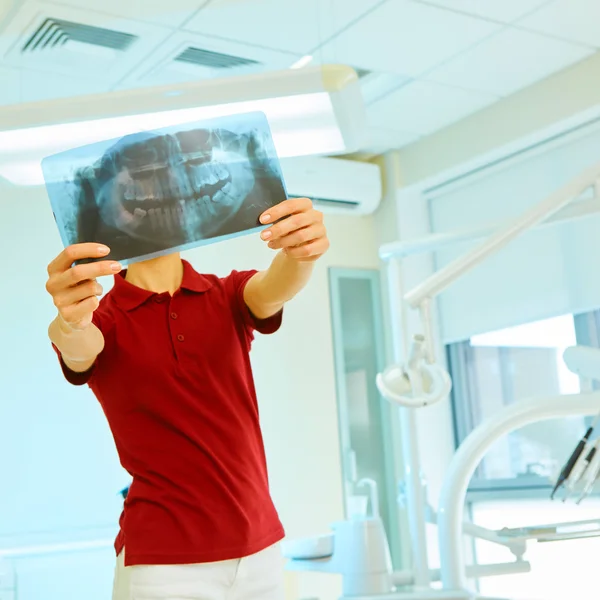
{"left": 280, "top": 157, "right": 382, "bottom": 216}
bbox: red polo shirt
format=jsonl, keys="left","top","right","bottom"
{"left": 53, "top": 260, "right": 284, "bottom": 566}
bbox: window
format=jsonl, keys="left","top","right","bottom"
{"left": 447, "top": 311, "right": 600, "bottom": 498}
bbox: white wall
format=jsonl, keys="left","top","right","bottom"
{"left": 0, "top": 178, "right": 380, "bottom": 600}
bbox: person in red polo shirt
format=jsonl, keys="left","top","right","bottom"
{"left": 45, "top": 197, "right": 329, "bottom": 600}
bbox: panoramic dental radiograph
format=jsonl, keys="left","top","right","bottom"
{"left": 42, "top": 113, "right": 287, "bottom": 264}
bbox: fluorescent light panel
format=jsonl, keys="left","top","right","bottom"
{"left": 0, "top": 65, "right": 366, "bottom": 186}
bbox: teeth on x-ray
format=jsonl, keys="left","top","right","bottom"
{"left": 124, "top": 180, "right": 136, "bottom": 201}
{"left": 149, "top": 207, "right": 160, "bottom": 230}
{"left": 188, "top": 162, "right": 231, "bottom": 197}
{"left": 163, "top": 204, "right": 173, "bottom": 232}
{"left": 119, "top": 142, "right": 234, "bottom": 232}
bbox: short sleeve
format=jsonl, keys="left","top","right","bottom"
{"left": 228, "top": 269, "right": 283, "bottom": 336}
{"left": 51, "top": 307, "right": 112, "bottom": 387}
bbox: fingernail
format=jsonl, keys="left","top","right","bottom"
{"left": 98, "top": 245, "right": 110, "bottom": 254}
{"left": 268, "top": 241, "right": 275, "bottom": 249}
{"left": 111, "top": 262, "right": 122, "bottom": 272}
{"left": 260, "top": 214, "right": 271, "bottom": 224}
{"left": 261, "top": 230, "right": 272, "bottom": 240}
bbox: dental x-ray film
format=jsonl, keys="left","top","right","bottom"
{"left": 42, "top": 111, "right": 288, "bottom": 265}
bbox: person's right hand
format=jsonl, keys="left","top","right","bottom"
{"left": 45, "top": 244, "right": 122, "bottom": 331}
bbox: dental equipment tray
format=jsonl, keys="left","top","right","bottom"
{"left": 497, "top": 518, "right": 600, "bottom": 543}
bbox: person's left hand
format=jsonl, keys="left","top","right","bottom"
{"left": 259, "top": 197, "right": 329, "bottom": 262}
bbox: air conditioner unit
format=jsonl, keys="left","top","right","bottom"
{"left": 280, "top": 156, "right": 382, "bottom": 216}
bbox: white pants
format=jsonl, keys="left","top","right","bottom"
{"left": 112, "top": 544, "right": 285, "bottom": 600}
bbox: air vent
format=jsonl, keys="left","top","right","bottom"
{"left": 22, "top": 18, "right": 138, "bottom": 53}
{"left": 174, "top": 46, "right": 260, "bottom": 70}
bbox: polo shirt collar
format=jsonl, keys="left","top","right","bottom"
{"left": 112, "top": 259, "right": 213, "bottom": 311}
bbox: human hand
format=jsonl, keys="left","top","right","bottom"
{"left": 259, "top": 197, "right": 329, "bottom": 262}
{"left": 45, "top": 244, "right": 122, "bottom": 330}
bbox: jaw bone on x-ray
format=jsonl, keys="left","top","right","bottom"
{"left": 42, "top": 111, "right": 288, "bottom": 265}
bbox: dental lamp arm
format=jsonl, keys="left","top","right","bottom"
{"left": 404, "top": 163, "right": 600, "bottom": 311}
{"left": 243, "top": 198, "right": 328, "bottom": 319}
{"left": 376, "top": 166, "right": 600, "bottom": 409}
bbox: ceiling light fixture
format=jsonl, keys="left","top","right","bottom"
{"left": 0, "top": 64, "right": 366, "bottom": 186}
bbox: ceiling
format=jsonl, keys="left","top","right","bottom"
{"left": 0, "top": 0, "right": 597, "bottom": 158}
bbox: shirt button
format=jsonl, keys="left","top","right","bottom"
{"left": 177, "top": 334, "right": 185, "bottom": 342}
{"left": 171, "top": 312, "right": 178, "bottom": 320}
{"left": 154, "top": 296, "right": 165, "bottom": 304}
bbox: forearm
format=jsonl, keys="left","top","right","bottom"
{"left": 48, "top": 315, "right": 104, "bottom": 372}
{"left": 246, "top": 252, "right": 315, "bottom": 318}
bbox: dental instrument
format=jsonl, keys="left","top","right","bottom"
{"left": 563, "top": 439, "right": 600, "bottom": 502}
{"left": 576, "top": 438, "right": 600, "bottom": 503}
{"left": 561, "top": 440, "right": 597, "bottom": 502}
{"left": 557, "top": 345, "right": 600, "bottom": 502}
{"left": 550, "top": 430, "right": 593, "bottom": 500}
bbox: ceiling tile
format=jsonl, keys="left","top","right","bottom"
{"left": 367, "top": 80, "right": 499, "bottom": 136}
{"left": 519, "top": 0, "right": 600, "bottom": 47}
{"left": 42, "top": 0, "right": 206, "bottom": 28}
{"left": 316, "top": 0, "right": 500, "bottom": 77}
{"left": 426, "top": 28, "right": 593, "bottom": 96}
{"left": 359, "top": 71, "right": 412, "bottom": 106}
{"left": 184, "top": 0, "right": 383, "bottom": 55}
{"left": 414, "top": 0, "right": 551, "bottom": 23}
